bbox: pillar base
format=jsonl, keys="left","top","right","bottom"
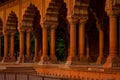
{"left": 33, "top": 56, "right": 40, "bottom": 62}
{"left": 1, "top": 56, "right": 10, "bottom": 62}
{"left": 16, "top": 55, "right": 24, "bottom": 63}
{"left": 79, "top": 57, "right": 88, "bottom": 64}
{"left": 50, "top": 55, "right": 57, "bottom": 64}
{"left": 0, "top": 56, "right": 2, "bottom": 61}
{"left": 65, "top": 56, "right": 79, "bottom": 66}
{"left": 38, "top": 55, "right": 49, "bottom": 64}
{"left": 87, "top": 56, "right": 93, "bottom": 63}
{"left": 103, "top": 55, "right": 120, "bottom": 68}
{"left": 24, "top": 55, "right": 33, "bottom": 62}
{"left": 10, "top": 56, "right": 16, "bottom": 62}
{"left": 96, "top": 56, "right": 106, "bottom": 64}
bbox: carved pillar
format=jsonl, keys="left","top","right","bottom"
{"left": 66, "top": 17, "right": 78, "bottom": 65}
{"left": 79, "top": 17, "right": 87, "bottom": 63}
{"left": 96, "top": 22, "right": 105, "bottom": 64}
{"left": 2, "top": 33, "right": 9, "bottom": 62}
{"left": 39, "top": 24, "right": 49, "bottom": 64}
{"left": 10, "top": 32, "right": 16, "bottom": 61}
{"left": 17, "top": 30, "right": 24, "bottom": 63}
{"left": 103, "top": 14, "right": 120, "bottom": 68}
{"left": 25, "top": 30, "right": 32, "bottom": 62}
{"left": 50, "top": 25, "right": 57, "bottom": 63}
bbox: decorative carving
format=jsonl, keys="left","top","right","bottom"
{"left": 105, "top": 0, "right": 120, "bottom": 16}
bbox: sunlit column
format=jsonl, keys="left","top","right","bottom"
{"left": 79, "top": 18, "right": 87, "bottom": 62}
{"left": 39, "top": 24, "right": 49, "bottom": 64}
{"left": 96, "top": 22, "right": 105, "bottom": 64}
{"left": 2, "top": 33, "right": 9, "bottom": 62}
{"left": 26, "top": 30, "right": 31, "bottom": 57}
{"left": 10, "top": 32, "right": 16, "bottom": 61}
{"left": 17, "top": 30, "right": 24, "bottom": 63}
{"left": 50, "top": 25, "right": 57, "bottom": 62}
{"left": 0, "top": 35, "right": 2, "bottom": 59}
{"left": 66, "top": 17, "right": 78, "bottom": 65}
{"left": 103, "top": 14, "right": 120, "bottom": 68}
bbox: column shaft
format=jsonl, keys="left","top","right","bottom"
{"left": 10, "top": 33, "right": 15, "bottom": 58}
{"left": 42, "top": 28, "right": 48, "bottom": 56}
{"left": 17, "top": 31, "right": 25, "bottom": 63}
{"left": 26, "top": 31, "right": 31, "bottom": 57}
{"left": 66, "top": 21, "right": 78, "bottom": 65}
{"left": 103, "top": 15, "right": 120, "bottom": 68}
{"left": 79, "top": 23, "right": 85, "bottom": 60}
{"left": 4, "top": 34, "right": 8, "bottom": 57}
{"left": 109, "top": 16, "right": 117, "bottom": 55}
{"left": 39, "top": 27, "right": 49, "bottom": 64}
{"left": 20, "top": 31, "right": 24, "bottom": 56}
{"left": 0, "top": 36, "right": 2, "bottom": 58}
{"left": 96, "top": 30, "right": 105, "bottom": 64}
{"left": 33, "top": 37, "right": 38, "bottom": 62}
{"left": 50, "top": 28, "right": 57, "bottom": 62}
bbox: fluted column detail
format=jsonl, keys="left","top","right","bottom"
{"left": 50, "top": 25, "right": 57, "bottom": 63}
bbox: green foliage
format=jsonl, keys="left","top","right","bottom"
{"left": 56, "top": 37, "right": 65, "bottom": 61}
{"left": 30, "top": 32, "right": 34, "bottom": 55}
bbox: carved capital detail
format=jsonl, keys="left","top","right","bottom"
{"left": 105, "top": 0, "right": 120, "bottom": 16}
{"left": 67, "top": 16, "right": 78, "bottom": 24}
{"left": 79, "top": 16, "right": 88, "bottom": 24}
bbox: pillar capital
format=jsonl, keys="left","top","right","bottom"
{"left": 19, "top": 29, "right": 25, "bottom": 33}
{"left": 10, "top": 32, "right": 16, "bottom": 36}
{"left": 105, "top": 0, "right": 120, "bottom": 16}
{"left": 96, "top": 20, "right": 104, "bottom": 31}
{"left": 41, "top": 22, "right": 48, "bottom": 29}
{"left": 79, "top": 16, "right": 88, "bottom": 24}
{"left": 50, "top": 25, "right": 57, "bottom": 29}
{"left": 3, "top": 32, "right": 9, "bottom": 36}
{"left": 26, "top": 29, "right": 32, "bottom": 33}
{"left": 67, "top": 16, "right": 78, "bottom": 24}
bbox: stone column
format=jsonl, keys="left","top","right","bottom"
{"left": 17, "top": 31, "right": 24, "bottom": 63}
{"left": 2, "top": 33, "right": 9, "bottom": 62}
{"left": 50, "top": 26, "right": 57, "bottom": 63}
{"left": 25, "top": 30, "right": 32, "bottom": 62}
{"left": 39, "top": 25, "right": 49, "bottom": 64}
{"left": 79, "top": 17, "right": 87, "bottom": 63}
{"left": 96, "top": 22, "right": 105, "bottom": 64}
{"left": 0, "top": 35, "right": 2, "bottom": 60}
{"left": 10, "top": 32, "right": 16, "bottom": 61}
{"left": 103, "top": 14, "right": 120, "bottom": 68}
{"left": 66, "top": 18, "right": 78, "bottom": 65}
{"left": 33, "top": 37, "right": 38, "bottom": 62}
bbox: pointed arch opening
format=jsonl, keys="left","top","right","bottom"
{"left": 21, "top": 4, "right": 42, "bottom": 62}
{"left": 6, "top": 11, "right": 18, "bottom": 61}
